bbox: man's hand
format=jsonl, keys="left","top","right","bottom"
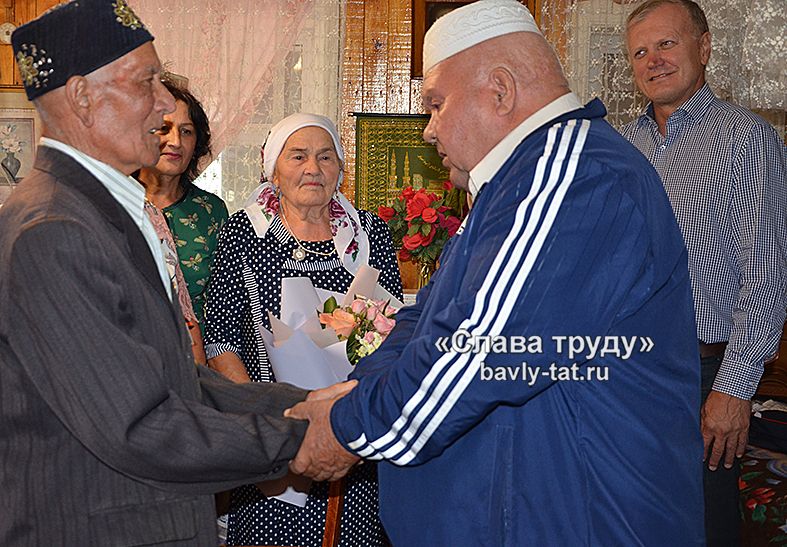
{"left": 701, "top": 390, "right": 751, "bottom": 471}
{"left": 285, "top": 398, "right": 360, "bottom": 481}
{"left": 307, "top": 380, "right": 358, "bottom": 402}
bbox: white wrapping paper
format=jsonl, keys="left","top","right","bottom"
{"left": 259, "top": 265, "right": 403, "bottom": 506}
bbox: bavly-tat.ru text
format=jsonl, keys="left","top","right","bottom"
{"left": 479, "top": 362, "right": 609, "bottom": 385}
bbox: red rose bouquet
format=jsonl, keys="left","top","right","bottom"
{"left": 378, "top": 183, "right": 467, "bottom": 268}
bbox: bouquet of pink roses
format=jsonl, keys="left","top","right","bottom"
{"left": 257, "top": 266, "right": 401, "bottom": 508}
{"left": 319, "top": 295, "right": 397, "bottom": 365}
{"left": 260, "top": 266, "right": 403, "bottom": 391}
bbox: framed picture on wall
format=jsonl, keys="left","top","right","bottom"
{"left": 0, "top": 90, "right": 41, "bottom": 205}
{"left": 354, "top": 113, "right": 449, "bottom": 212}
{"left": 412, "top": 0, "right": 541, "bottom": 78}
{"left": 411, "top": 0, "right": 473, "bottom": 78}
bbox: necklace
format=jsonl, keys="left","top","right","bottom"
{"left": 279, "top": 208, "right": 336, "bottom": 261}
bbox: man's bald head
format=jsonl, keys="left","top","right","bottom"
{"left": 421, "top": 27, "right": 570, "bottom": 178}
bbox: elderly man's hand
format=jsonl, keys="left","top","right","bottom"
{"left": 285, "top": 398, "right": 360, "bottom": 481}
{"left": 701, "top": 390, "right": 751, "bottom": 471}
{"left": 306, "top": 380, "right": 358, "bottom": 402}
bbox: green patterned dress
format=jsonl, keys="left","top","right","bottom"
{"left": 163, "top": 182, "right": 228, "bottom": 334}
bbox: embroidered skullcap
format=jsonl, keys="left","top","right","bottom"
{"left": 263, "top": 113, "right": 345, "bottom": 186}
{"left": 423, "top": 0, "right": 541, "bottom": 75}
{"left": 12, "top": 0, "right": 153, "bottom": 101}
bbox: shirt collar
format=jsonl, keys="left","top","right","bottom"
{"left": 467, "top": 92, "right": 584, "bottom": 199}
{"left": 638, "top": 83, "right": 716, "bottom": 128}
{"left": 40, "top": 137, "right": 147, "bottom": 227}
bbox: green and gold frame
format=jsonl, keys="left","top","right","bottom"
{"left": 354, "top": 113, "right": 449, "bottom": 211}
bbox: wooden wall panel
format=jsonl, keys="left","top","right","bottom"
{"left": 541, "top": 0, "right": 569, "bottom": 67}
{"left": 409, "top": 78, "right": 424, "bottom": 113}
{"left": 1, "top": 0, "right": 65, "bottom": 88}
{"left": 0, "top": 0, "right": 22, "bottom": 87}
{"left": 35, "top": 0, "right": 61, "bottom": 13}
{"left": 339, "top": 0, "right": 367, "bottom": 200}
{"left": 361, "top": 0, "right": 389, "bottom": 114}
{"left": 385, "top": 0, "right": 411, "bottom": 114}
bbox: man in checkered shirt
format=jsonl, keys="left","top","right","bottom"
{"left": 621, "top": 0, "right": 787, "bottom": 544}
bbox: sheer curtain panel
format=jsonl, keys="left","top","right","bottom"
{"left": 132, "top": 0, "right": 343, "bottom": 212}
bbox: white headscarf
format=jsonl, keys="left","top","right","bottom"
{"left": 243, "top": 113, "right": 370, "bottom": 275}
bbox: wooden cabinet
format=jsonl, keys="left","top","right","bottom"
{"left": 1, "top": 0, "right": 65, "bottom": 88}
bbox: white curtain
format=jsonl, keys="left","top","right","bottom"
{"left": 702, "top": 0, "right": 785, "bottom": 112}
{"left": 131, "top": 0, "right": 343, "bottom": 212}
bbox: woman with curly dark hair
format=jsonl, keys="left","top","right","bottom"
{"left": 139, "top": 79, "right": 228, "bottom": 335}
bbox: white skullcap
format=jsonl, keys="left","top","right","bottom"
{"left": 263, "top": 113, "right": 345, "bottom": 185}
{"left": 423, "top": 0, "right": 542, "bottom": 74}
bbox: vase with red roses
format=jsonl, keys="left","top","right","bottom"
{"left": 378, "top": 183, "right": 467, "bottom": 287}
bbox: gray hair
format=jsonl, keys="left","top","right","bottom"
{"left": 626, "top": 0, "right": 709, "bottom": 37}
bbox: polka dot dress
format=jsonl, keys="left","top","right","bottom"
{"left": 204, "top": 209, "right": 402, "bottom": 547}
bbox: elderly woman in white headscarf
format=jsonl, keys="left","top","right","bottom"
{"left": 204, "top": 113, "right": 400, "bottom": 547}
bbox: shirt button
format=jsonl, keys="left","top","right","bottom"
{"left": 659, "top": 144, "right": 666, "bottom": 151}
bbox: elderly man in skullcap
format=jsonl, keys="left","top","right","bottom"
{"left": 0, "top": 1, "right": 330, "bottom": 544}
{"left": 287, "top": 0, "right": 704, "bottom": 544}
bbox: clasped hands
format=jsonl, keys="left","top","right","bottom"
{"left": 284, "top": 380, "right": 361, "bottom": 482}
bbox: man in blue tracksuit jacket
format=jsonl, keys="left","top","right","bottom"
{"left": 288, "top": 1, "right": 704, "bottom": 544}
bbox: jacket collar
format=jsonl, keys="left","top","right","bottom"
{"left": 468, "top": 93, "right": 586, "bottom": 199}
{"left": 33, "top": 146, "right": 169, "bottom": 304}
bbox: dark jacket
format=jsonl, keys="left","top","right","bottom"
{"left": 0, "top": 146, "right": 307, "bottom": 546}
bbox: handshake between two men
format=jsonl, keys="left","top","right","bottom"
{"left": 284, "top": 380, "right": 361, "bottom": 482}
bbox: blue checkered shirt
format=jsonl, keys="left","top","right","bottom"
{"left": 621, "top": 84, "right": 787, "bottom": 400}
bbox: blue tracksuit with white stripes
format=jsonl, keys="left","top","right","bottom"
{"left": 331, "top": 100, "right": 704, "bottom": 546}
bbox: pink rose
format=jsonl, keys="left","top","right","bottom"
{"left": 368, "top": 299, "right": 390, "bottom": 319}
{"left": 372, "top": 313, "right": 396, "bottom": 336}
{"left": 365, "top": 304, "right": 379, "bottom": 321}
{"left": 375, "top": 301, "right": 397, "bottom": 318}
{"left": 350, "top": 299, "right": 367, "bottom": 314}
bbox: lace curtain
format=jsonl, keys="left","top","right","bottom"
{"left": 132, "top": 0, "right": 343, "bottom": 213}
{"left": 539, "top": 0, "right": 786, "bottom": 137}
